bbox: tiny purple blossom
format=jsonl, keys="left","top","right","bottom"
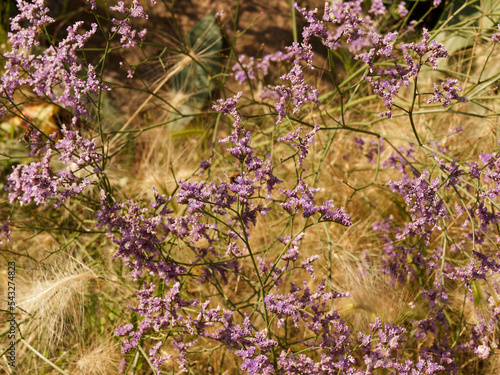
{"left": 1, "top": 10, "right": 106, "bottom": 120}
{"left": 468, "top": 162, "right": 481, "bottom": 179}
{"left": 353, "top": 136, "right": 365, "bottom": 150}
{"left": 301, "top": 255, "right": 320, "bottom": 278}
{"left": 278, "top": 233, "right": 305, "bottom": 261}
{"left": 149, "top": 342, "right": 171, "bottom": 375}
{"left": 388, "top": 170, "right": 449, "bottom": 244}
{"left": 198, "top": 160, "right": 212, "bottom": 174}
{"left": 110, "top": 0, "right": 150, "bottom": 48}
{"left": 97, "top": 191, "right": 185, "bottom": 281}
{"left": 369, "top": 0, "right": 386, "bottom": 16}
{"left": 215, "top": 10, "right": 225, "bottom": 23}
{"left": 397, "top": 2, "right": 409, "bottom": 18}
{"left": 115, "top": 323, "right": 134, "bottom": 336}
{"left": 219, "top": 126, "right": 253, "bottom": 162}
{"left": 0, "top": 221, "right": 11, "bottom": 245}
{"left": 213, "top": 92, "right": 243, "bottom": 126}
{"left": 316, "top": 201, "right": 352, "bottom": 226}
{"left": 402, "top": 28, "right": 449, "bottom": 71}
{"left": 55, "top": 125, "right": 103, "bottom": 170}
{"left": 427, "top": 78, "right": 468, "bottom": 107}
{"left": 277, "top": 125, "right": 320, "bottom": 166}
{"left": 280, "top": 179, "right": 319, "bottom": 218}
{"left": 6, "top": 150, "right": 92, "bottom": 208}
{"left": 475, "top": 338, "right": 491, "bottom": 359}
{"left": 232, "top": 55, "right": 256, "bottom": 83}
{"left": 493, "top": 24, "right": 500, "bottom": 43}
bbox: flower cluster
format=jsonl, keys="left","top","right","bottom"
{"left": 97, "top": 190, "right": 184, "bottom": 281}
{"left": 363, "top": 27, "right": 453, "bottom": 117}
{"left": 493, "top": 24, "right": 500, "bottom": 43}
{"left": 232, "top": 51, "right": 294, "bottom": 84}
{"left": 388, "top": 170, "right": 449, "bottom": 245}
{"left": 212, "top": 91, "right": 244, "bottom": 126}
{"left": 397, "top": 2, "right": 409, "bottom": 18}
{"left": 1, "top": 2, "right": 106, "bottom": 121}
{"left": 427, "top": 78, "right": 468, "bottom": 107}
{"left": 273, "top": 54, "right": 320, "bottom": 124}
{"left": 0, "top": 221, "right": 11, "bottom": 246}
{"left": 56, "top": 126, "right": 103, "bottom": 170}
{"left": 6, "top": 121, "right": 103, "bottom": 208}
{"left": 115, "top": 282, "right": 198, "bottom": 374}
{"left": 277, "top": 125, "right": 319, "bottom": 166}
{"left": 98, "top": 87, "right": 353, "bottom": 373}
{"left": 382, "top": 143, "right": 416, "bottom": 175}
{"left": 6, "top": 150, "right": 93, "bottom": 208}
{"left": 116, "top": 281, "right": 283, "bottom": 375}
{"left": 110, "top": 0, "right": 151, "bottom": 48}
{"left": 279, "top": 178, "right": 352, "bottom": 226}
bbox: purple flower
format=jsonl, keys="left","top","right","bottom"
{"left": 353, "top": 136, "right": 365, "bottom": 150}
{"left": 278, "top": 233, "right": 305, "bottom": 261}
{"left": 301, "top": 255, "right": 320, "bottom": 278}
{"left": 427, "top": 78, "right": 468, "bottom": 107}
{"left": 369, "top": 0, "right": 386, "bottom": 16}
{"left": 273, "top": 60, "right": 320, "bottom": 124}
{"left": 110, "top": 0, "right": 149, "bottom": 48}
{"left": 117, "top": 282, "right": 198, "bottom": 372}
{"left": 149, "top": 342, "right": 171, "bottom": 375}
{"left": 6, "top": 150, "right": 92, "bottom": 208}
{"left": 215, "top": 10, "right": 225, "bottom": 23}
{"left": 232, "top": 51, "right": 294, "bottom": 84}
{"left": 55, "top": 125, "right": 103, "bottom": 170}
{"left": 493, "top": 24, "right": 500, "bottom": 43}
{"left": 257, "top": 51, "right": 294, "bottom": 75}
{"left": 8, "top": 0, "right": 54, "bottom": 50}
{"left": 280, "top": 179, "right": 319, "bottom": 218}
{"left": 382, "top": 143, "right": 416, "bottom": 175}
{"left": 365, "top": 137, "right": 385, "bottom": 163}
{"left": 432, "top": 157, "right": 463, "bottom": 189}
{"left": 0, "top": 221, "right": 11, "bottom": 246}
{"left": 1, "top": 5, "right": 107, "bottom": 121}
{"left": 232, "top": 55, "right": 256, "bottom": 83}
{"left": 97, "top": 190, "right": 186, "bottom": 281}
{"left": 446, "top": 251, "right": 500, "bottom": 294}
{"left": 150, "top": 187, "right": 173, "bottom": 215}
{"left": 238, "top": 353, "right": 274, "bottom": 375}
{"left": 475, "top": 338, "right": 491, "bottom": 359}
{"left": 402, "top": 28, "right": 449, "bottom": 71}
{"left": 115, "top": 323, "right": 134, "bottom": 336}
{"left": 213, "top": 92, "right": 243, "bottom": 126}
{"left": 468, "top": 162, "right": 481, "bottom": 179}
{"left": 85, "top": 0, "right": 97, "bottom": 10}
{"left": 279, "top": 179, "right": 351, "bottom": 225}
{"left": 277, "top": 125, "right": 320, "bottom": 166}
{"left": 264, "top": 280, "right": 346, "bottom": 328}
{"left": 198, "top": 160, "right": 212, "bottom": 175}
{"left": 397, "top": 2, "right": 409, "bottom": 18}
{"left": 360, "top": 28, "right": 449, "bottom": 117}
{"left": 220, "top": 126, "right": 253, "bottom": 161}
{"left": 365, "top": 72, "right": 401, "bottom": 118}
{"left": 388, "top": 170, "right": 449, "bottom": 244}
{"left": 316, "top": 201, "right": 352, "bottom": 226}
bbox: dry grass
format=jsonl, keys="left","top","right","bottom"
{"left": 73, "top": 337, "right": 121, "bottom": 375}
{"left": 17, "top": 256, "right": 98, "bottom": 350}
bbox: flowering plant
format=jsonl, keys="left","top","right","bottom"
{"left": 1, "top": 0, "right": 500, "bottom": 374}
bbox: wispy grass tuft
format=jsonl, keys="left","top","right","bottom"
{"left": 18, "top": 256, "right": 98, "bottom": 350}
{"left": 73, "top": 337, "right": 121, "bottom": 375}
